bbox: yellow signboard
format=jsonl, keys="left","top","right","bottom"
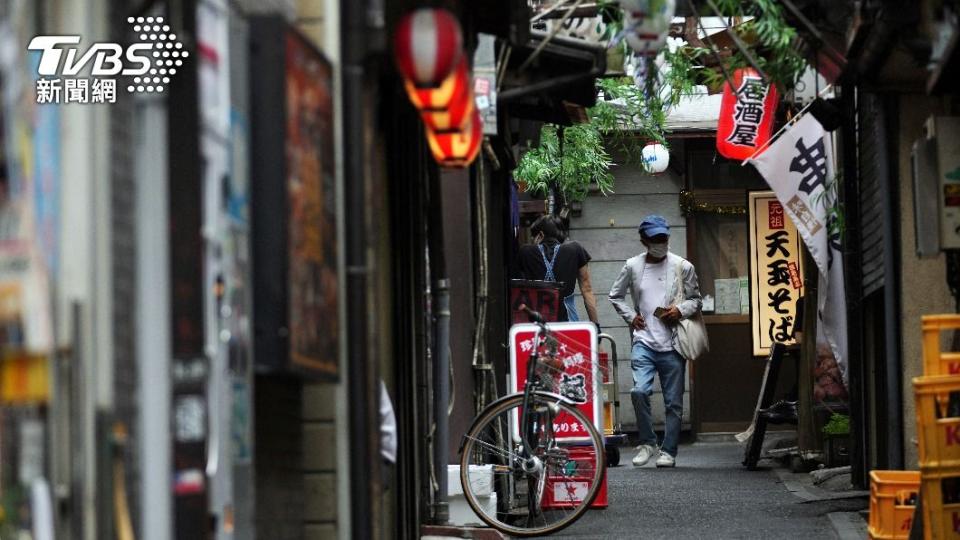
{"left": 1, "top": 352, "right": 50, "bottom": 404}
{"left": 749, "top": 191, "right": 806, "bottom": 357}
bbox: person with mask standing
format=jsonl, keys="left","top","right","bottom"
{"left": 609, "top": 215, "right": 702, "bottom": 468}
{"left": 517, "top": 214, "right": 599, "bottom": 324}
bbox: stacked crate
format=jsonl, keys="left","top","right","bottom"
{"left": 868, "top": 470, "right": 920, "bottom": 539}
{"left": 914, "top": 315, "right": 960, "bottom": 539}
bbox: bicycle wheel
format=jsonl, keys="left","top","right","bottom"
{"left": 459, "top": 391, "right": 605, "bottom": 537}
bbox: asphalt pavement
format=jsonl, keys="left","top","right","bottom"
{"left": 551, "top": 441, "right": 867, "bottom": 539}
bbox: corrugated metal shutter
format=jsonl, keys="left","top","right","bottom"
{"left": 858, "top": 93, "right": 888, "bottom": 297}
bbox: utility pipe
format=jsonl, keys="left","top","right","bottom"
{"left": 432, "top": 278, "right": 451, "bottom": 523}
{"left": 341, "top": 0, "right": 374, "bottom": 537}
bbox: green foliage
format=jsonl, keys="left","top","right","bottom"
{"left": 699, "top": 0, "right": 808, "bottom": 93}
{"left": 590, "top": 77, "right": 670, "bottom": 163}
{"left": 516, "top": 0, "right": 813, "bottom": 203}
{"left": 822, "top": 413, "right": 850, "bottom": 435}
{"left": 513, "top": 124, "right": 614, "bottom": 203}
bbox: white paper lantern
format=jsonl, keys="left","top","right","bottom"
{"left": 622, "top": 0, "right": 675, "bottom": 56}
{"left": 642, "top": 143, "right": 670, "bottom": 174}
{"left": 625, "top": 31, "right": 666, "bottom": 57}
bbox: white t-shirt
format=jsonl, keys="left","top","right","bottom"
{"left": 634, "top": 259, "right": 674, "bottom": 351}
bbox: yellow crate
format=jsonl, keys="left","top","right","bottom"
{"left": 868, "top": 470, "right": 919, "bottom": 539}
{"left": 920, "top": 467, "right": 960, "bottom": 539}
{"left": 923, "top": 315, "right": 960, "bottom": 376}
{"left": 914, "top": 376, "right": 960, "bottom": 470}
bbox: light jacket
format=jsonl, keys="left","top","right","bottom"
{"left": 608, "top": 252, "right": 703, "bottom": 346}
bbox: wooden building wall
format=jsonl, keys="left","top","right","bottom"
{"left": 568, "top": 152, "right": 691, "bottom": 433}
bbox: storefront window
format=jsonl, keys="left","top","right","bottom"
{"left": 685, "top": 141, "right": 766, "bottom": 315}
{"left": 692, "top": 212, "right": 749, "bottom": 314}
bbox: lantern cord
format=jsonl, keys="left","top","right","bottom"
{"left": 496, "top": 44, "right": 512, "bottom": 92}
{"left": 741, "top": 83, "right": 834, "bottom": 164}
{"left": 518, "top": 0, "right": 586, "bottom": 73}
{"left": 702, "top": 0, "right": 768, "bottom": 84}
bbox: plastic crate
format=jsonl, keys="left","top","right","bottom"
{"left": 542, "top": 445, "right": 607, "bottom": 509}
{"left": 914, "top": 375, "right": 960, "bottom": 470}
{"left": 868, "top": 470, "right": 919, "bottom": 539}
{"left": 922, "top": 315, "right": 960, "bottom": 376}
{"left": 920, "top": 466, "right": 960, "bottom": 539}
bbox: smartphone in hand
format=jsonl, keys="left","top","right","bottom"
{"left": 653, "top": 307, "right": 667, "bottom": 319}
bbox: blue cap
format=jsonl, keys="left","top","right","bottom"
{"left": 638, "top": 215, "right": 670, "bottom": 237}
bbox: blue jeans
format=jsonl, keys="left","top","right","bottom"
{"left": 563, "top": 295, "right": 579, "bottom": 322}
{"left": 630, "top": 342, "right": 686, "bottom": 457}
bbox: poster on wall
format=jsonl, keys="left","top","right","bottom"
{"left": 749, "top": 191, "right": 805, "bottom": 356}
{"left": 285, "top": 30, "right": 338, "bottom": 378}
{"left": 0, "top": 24, "right": 56, "bottom": 354}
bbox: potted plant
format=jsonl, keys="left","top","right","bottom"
{"left": 822, "top": 413, "right": 851, "bottom": 467}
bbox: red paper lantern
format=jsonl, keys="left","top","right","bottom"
{"left": 420, "top": 80, "right": 474, "bottom": 133}
{"left": 426, "top": 108, "right": 483, "bottom": 168}
{"left": 394, "top": 8, "right": 463, "bottom": 88}
{"left": 404, "top": 56, "right": 470, "bottom": 112}
{"left": 716, "top": 67, "right": 779, "bottom": 161}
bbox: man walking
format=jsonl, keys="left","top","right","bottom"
{"left": 609, "top": 215, "right": 702, "bottom": 468}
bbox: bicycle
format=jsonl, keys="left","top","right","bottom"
{"left": 458, "top": 305, "right": 606, "bottom": 537}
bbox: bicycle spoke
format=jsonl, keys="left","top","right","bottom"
{"left": 462, "top": 435, "right": 520, "bottom": 462}
{"left": 459, "top": 393, "right": 605, "bottom": 537}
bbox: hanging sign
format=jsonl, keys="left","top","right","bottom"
{"left": 716, "top": 68, "right": 778, "bottom": 161}
{"left": 747, "top": 114, "right": 848, "bottom": 384}
{"left": 748, "top": 191, "right": 805, "bottom": 357}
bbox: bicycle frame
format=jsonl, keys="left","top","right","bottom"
{"left": 518, "top": 321, "right": 559, "bottom": 459}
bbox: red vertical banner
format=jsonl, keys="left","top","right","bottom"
{"left": 716, "top": 68, "right": 779, "bottom": 161}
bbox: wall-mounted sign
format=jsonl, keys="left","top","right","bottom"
{"left": 931, "top": 116, "right": 960, "bottom": 249}
{"left": 749, "top": 191, "right": 805, "bottom": 356}
{"left": 250, "top": 18, "right": 338, "bottom": 380}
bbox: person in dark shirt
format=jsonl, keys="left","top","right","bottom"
{"left": 517, "top": 214, "right": 599, "bottom": 323}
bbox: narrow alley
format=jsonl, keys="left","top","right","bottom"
{"left": 555, "top": 442, "right": 867, "bottom": 539}
{"left": 2, "top": 0, "right": 960, "bottom": 539}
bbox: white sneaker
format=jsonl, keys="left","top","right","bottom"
{"left": 655, "top": 451, "right": 676, "bottom": 468}
{"left": 632, "top": 444, "right": 656, "bottom": 467}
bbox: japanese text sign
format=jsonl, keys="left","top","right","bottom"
{"left": 749, "top": 191, "right": 805, "bottom": 356}
{"left": 510, "top": 279, "right": 560, "bottom": 324}
{"left": 747, "top": 114, "right": 848, "bottom": 384}
{"left": 509, "top": 322, "right": 600, "bottom": 441}
{"left": 716, "top": 68, "right": 778, "bottom": 161}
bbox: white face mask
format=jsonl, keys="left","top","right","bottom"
{"left": 646, "top": 241, "right": 669, "bottom": 258}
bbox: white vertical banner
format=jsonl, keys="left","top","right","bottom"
{"left": 747, "top": 114, "right": 849, "bottom": 385}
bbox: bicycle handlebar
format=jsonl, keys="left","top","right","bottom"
{"left": 517, "top": 304, "right": 546, "bottom": 325}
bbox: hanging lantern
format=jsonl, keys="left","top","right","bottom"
{"left": 420, "top": 83, "right": 474, "bottom": 133}
{"left": 641, "top": 143, "right": 670, "bottom": 174}
{"left": 625, "top": 31, "right": 666, "bottom": 57}
{"left": 716, "top": 67, "right": 779, "bottom": 161}
{"left": 394, "top": 8, "right": 463, "bottom": 88}
{"left": 404, "top": 56, "right": 470, "bottom": 112}
{"left": 622, "top": 0, "right": 674, "bottom": 56}
{"left": 426, "top": 108, "right": 483, "bottom": 168}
